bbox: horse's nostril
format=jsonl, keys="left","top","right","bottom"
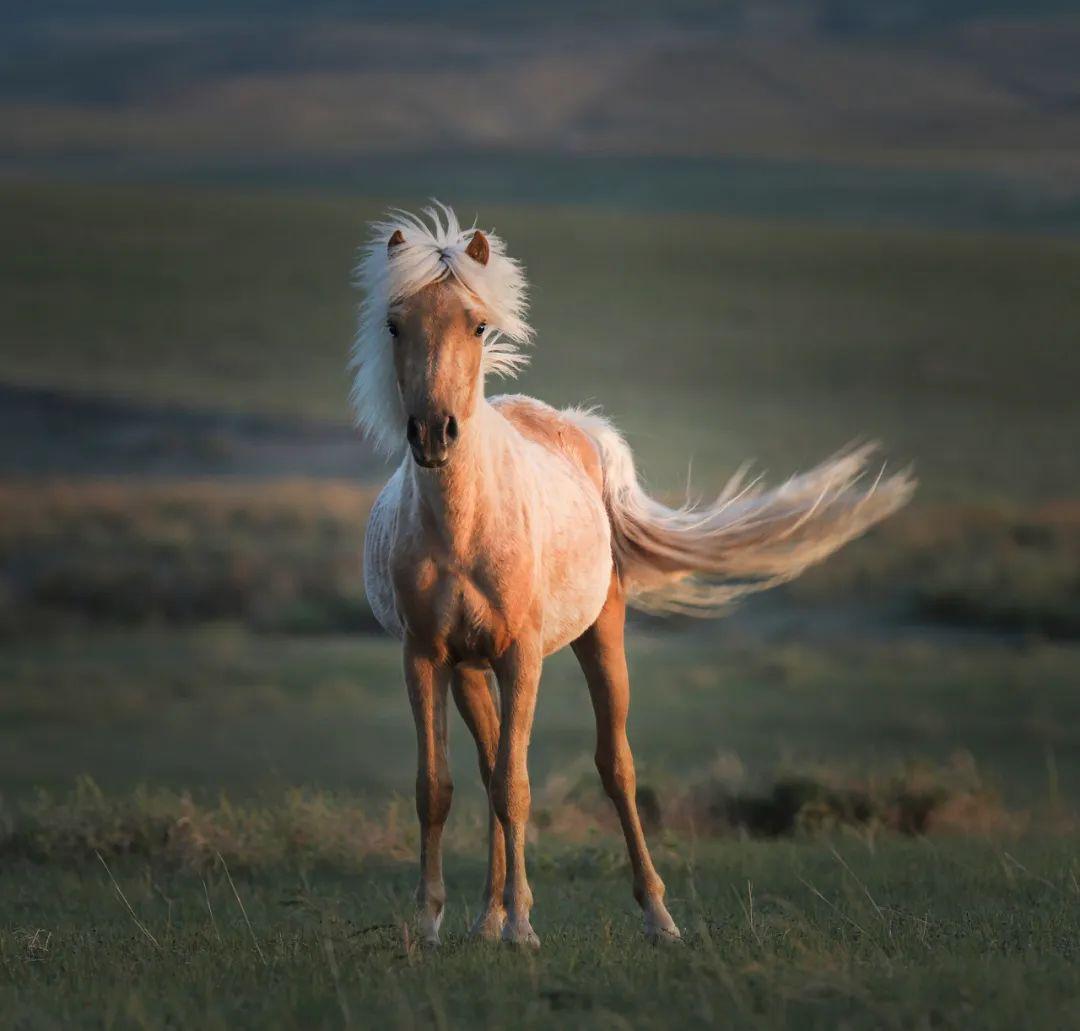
{"left": 446, "top": 415, "right": 459, "bottom": 441}
{"left": 406, "top": 416, "right": 421, "bottom": 446}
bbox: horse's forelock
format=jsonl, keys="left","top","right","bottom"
{"left": 350, "top": 204, "right": 533, "bottom": 453}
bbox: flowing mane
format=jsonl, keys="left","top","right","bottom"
{"left": 350, "top": 203, "right": 533, "bottom": 454}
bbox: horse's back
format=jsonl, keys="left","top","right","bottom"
{"left": 490, "top": 395, "right": 605, "bottom": 494}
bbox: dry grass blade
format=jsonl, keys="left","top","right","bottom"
{"left": 1001, "top": 851, "right": 1060, "bottom": 893}
{"left": 322, "top": 936, "right": 352, "bottom": 1027}
{"left": 797, "top": 874, "right": 872, "bottom": 943}
{"left": 828, "top": 843, "right": 888, "bottom": 928}
{"left": 217, "top": 851, "right": 267, "bottom": 965}
{"left": 94, "top": 850, "right": 160, "bottom": 949}
{"left": 202, "top": 876, "right": 223, "bottom": 944}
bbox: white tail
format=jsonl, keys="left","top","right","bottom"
{"left": 563, "top": 408, "right": 915, "bottom": 616}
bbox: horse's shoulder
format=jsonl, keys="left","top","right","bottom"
{"left": 490, "top": 395, "right": 603, "bottom": 490}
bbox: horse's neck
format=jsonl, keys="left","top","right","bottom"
{"left": 409, "top": 399, "right": 512, "bottom": 546}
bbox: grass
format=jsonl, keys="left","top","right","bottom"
{"left": 1, "top": 753, "right": 1038, "bottom": 872}
{"left": 2, "top": 180, "right": 1080, "bottom": 499}
{"left": 2, "top": 604, "right": 1073, "bottom": 1028}
{"left": 5, "top": 614, "right": 1073, "bottom": 1026}
{"left": 0, "top": 480, "right": 380, "bottom": 635}
{"left": 791, "top": 500, "right": 1080, "bottom": 640}
{"left": 2, "top": 836, "right": 1078, "bottom": 1028}
{"left": 2, "top": 624, "right": 1078, "bottom": 807}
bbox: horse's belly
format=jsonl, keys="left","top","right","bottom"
{"left": 538, "top": 483, "right": 612, "bottom": 656}
{"left": 540, "top": 565, "right": 610, "bottom": 655}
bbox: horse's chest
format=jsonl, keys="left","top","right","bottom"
{"left": 393, "top": 546, "right": 531, "bottom": 661}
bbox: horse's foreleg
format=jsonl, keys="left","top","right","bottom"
{"left": 490, "top": 636, "right": 542, "bottom": 948}
{"left": 450, "top": 665, "right": 506, "bottom": 940}
{"left": 403, "top": 640, "right": 453, "bottom": 946}
{"left": 572, "top": 574, "right": 681, "bottom": 943}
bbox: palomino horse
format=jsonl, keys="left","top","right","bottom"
{"left": 353, "top": 205, "right": 913, "bottom": 948}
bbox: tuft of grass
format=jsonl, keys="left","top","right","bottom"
{"left": 535, "top": 753, "right": 1045, "bottom": 845}
{"left": 790, "top": 501, "right": 1080, "bottom": 638}
{"left": 0, "top": 479, "right": 379, "bottom": 636}
{"left": 0, "top": 777, "right": 419, "bottom": 873}
{"left": 0, "top": 761, "right": 1058, "bottom": 878}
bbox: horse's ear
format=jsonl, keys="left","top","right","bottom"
{"left": 387, "top": 229, "right": 405, "bottom": 252}
{"left": 465, "top": 230, "right": 489, "bottom": 266}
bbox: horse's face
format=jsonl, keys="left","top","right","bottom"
{"left": 388, "top": 279, "right": 486, "bottom": 469}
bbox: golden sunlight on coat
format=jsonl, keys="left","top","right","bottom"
{"left": 353, "top": 204, "right": 914, "bottom": 948}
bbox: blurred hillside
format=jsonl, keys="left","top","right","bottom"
{"left": 2, "top": 2, "right": 1079, "bottom": 229}
{"left": 2, "top": 12, "right": 1080, "bottom": 1029}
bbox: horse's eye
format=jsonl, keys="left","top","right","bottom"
{"left": 386, "top": 320, "right": 399, "bottom": 339}
{"left": 475, "top": 322, "right": 486, "bottom": 337}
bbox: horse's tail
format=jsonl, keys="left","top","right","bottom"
{"left": 562, "top": 408, "right": 915, "bottom": 616}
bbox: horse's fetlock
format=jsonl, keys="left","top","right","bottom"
{"left": 634, "top": 875, "right": 665, "bottom": 908}
{"left": 416, "top": 880, "right": 446, "bottom": 911}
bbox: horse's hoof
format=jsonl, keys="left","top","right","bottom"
{"left": 501, "top": 918, "right": 541, "bottom": 949}
{"left": 645, "top": 924, "right": 683, "bottom": 945}
{"left": 417, "top": 908, "right": 444, "bottom": 948}
{"left": 644, "top": 907, "right": 682, "bottom": 944}
{"left": 469, "top": 906, "right": 506, "bottom": 942}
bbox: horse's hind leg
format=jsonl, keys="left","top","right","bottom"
{"left": 451, "top": 665, "right": 507, "bottom": 940}
{"left": 404, "top": 640, "right": 453, "bottom": 946}
{"left": 572, "top": 574, "right": 681, "bottom": 943}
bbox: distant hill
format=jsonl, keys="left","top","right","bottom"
{"left": 1, "top": 2, "right": 1077, "bottom": 182}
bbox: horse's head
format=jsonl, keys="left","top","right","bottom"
{"left": 387, "top": 229, "right": 489, "bottom": 468}
{"left": 351, "top": 205, "right": 533, "bottom": 462}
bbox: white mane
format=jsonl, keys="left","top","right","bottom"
{"left": 350, "top": 203, "right": 533, "bottom": 455}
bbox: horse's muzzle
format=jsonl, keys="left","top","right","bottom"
{"left": 407, "top": 413, "right": 457, "bottom": 469}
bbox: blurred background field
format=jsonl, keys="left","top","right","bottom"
{"left": 2, "top": 2, "right": 1079, "bottom": 1027}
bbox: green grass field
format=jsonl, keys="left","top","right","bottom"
{"left": 2, "top": 627, "right": 1079, "bottom": 808}
{"left": 3, "top": 180, "right": 1079, "bottom": 499}
{"left": 2, "top": 180, "right": 1079, "bottom": 1027}
{"left": 4, "top": 838, "right": 1078, "bottom": 1029}
{"left": 2, "top": 625, "right": 1079, "bottom": 1028}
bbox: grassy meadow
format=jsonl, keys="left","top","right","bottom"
{"left": 2, "top": 179, "right": 1080, "bottom": 1027}
{"left": 3, "top": 179, "right": 1080, "bottom": 498}
{"left": 3, "top": 837, "right": 1078, "bottom": 1029}
{"left": 2, "top": 622, "right": 1079, "bottom": 1028}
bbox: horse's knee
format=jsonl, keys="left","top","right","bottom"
{"left": 416, "top": 766, "right": 454, "bottom": 826}
{"left": 490, "top": 766, "right": 530, "bottom": 825}
{"left": 595, "top": 746, "right": 635, "bottom": 802}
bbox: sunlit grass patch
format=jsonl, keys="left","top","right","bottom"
{"left": 2, "top": 757, "right": 1065, "bottom": 878}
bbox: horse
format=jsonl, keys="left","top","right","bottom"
{"left": 352, "top": 204, "right": 914, "bottom": 948}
